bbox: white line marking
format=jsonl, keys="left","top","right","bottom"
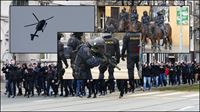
{"left": 129, "top": 91, "right": 163, "bottom": 97}
{"left": 181, "top": 93, "right": 199, "bottom": 98}
{"left": 177, "top": 106, "right": 195, "bottom": 111}
{"left": 155, "top": 92, "right": 183, "bottom": 97}
{"left": 33, "top": 99, "right": 54, "bottom": 103}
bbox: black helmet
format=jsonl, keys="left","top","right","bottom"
{"left": 89, "top": 37, "right": 105, "bottom": 55}
{"left": 57, "top": 32, "right": 64, "bottom": 40}
{"left": 102, "top": 33, "right": 112, "bottom": 39}
{"left": 72, "top": 32, "right": 83, "bottom": 38}
{"left": 143, "top": 11, "right": 148, "bottom": 15}
{"left": 157, "top": 11, "right": 162, "bottom": 15}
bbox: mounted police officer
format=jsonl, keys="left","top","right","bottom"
{"left": 74, "top": 37, "right": 106, "bottom": 98}
{"left": 121, "top": 33, "right": 140, "bottom": 93}
{"left": 98, "top": 33, "right": 120, "bottom": 94}
{"left": 130, "top": 8, "right": 139, "bottom": 24}
{"left": 141, "top": 11, "right": 150, "bottom": 27}
{"left": 155, "top": 10, "right": 167, "bottom": 39}
{"left": 119, "top": 8, "right": 129, "bottom": 22}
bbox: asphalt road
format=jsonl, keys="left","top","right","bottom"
{"left": 1, "top": 83, "right": 199, "bottom": 111}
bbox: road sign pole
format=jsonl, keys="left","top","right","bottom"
{"left": 180, "top": 6, "right": 183, "bottom": 52}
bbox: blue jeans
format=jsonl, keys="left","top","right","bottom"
{"left": 76, "top": 80, "right": 82, "bottom": 96}
{"left": 143, "top": 76, "right": 151, "bottom": 91}
{"left": 159, "top": 73, "right": 167, "bottom": 86}
{"left": 153, "top": 76, "right": 159, "bottom": 87}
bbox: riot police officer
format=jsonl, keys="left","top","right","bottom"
{"left": 131, "top": 8, "right": 139, "bottom": 24}
{"left": 141, "top": 11, "right": 150, "bottom": 26}
{"left": 74, "top": 37, "right": 106, "bottom": 98}
{"left": 66, "top": 32, "right": 83, "bottom": 97}
{"left": 121, "top": 33, "right": 140, "bottom": 93}
{"left": 58, "top": 33, "right": 68, "bottom": 69}
{"left": 98, "top": 34, "right": 120, "bottom": 93}
{"left": 119, "top": 8, "right": 129, "bottom": 22}
{"left": 155, "top": 11, "right": 167, "bottom": 39}
{"left": 57, "top": 33, "right": 69, "bottom": 96}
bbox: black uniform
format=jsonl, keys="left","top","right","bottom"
{"left": 99, "top": 34, "right": 120, "bottom": 93}
{"left": 119, "top": 9, "right": 129, "bottom": 21}
{"left": 74, "top": 42, "right": 103, "bottom": 98}
{"left": 155, "top": 12, "right": 166, "bottom": 38}
{"left": 65, "top": 33, "right": 83, "bottom": 96}
{"left": 121, "top": 33, "right": 140, "bottom": 92}
{"left": 141, "top": 14, "right": 150, "bottom": 26}
{"left": 57, "top": 34, "right": 68, "bottom": 96}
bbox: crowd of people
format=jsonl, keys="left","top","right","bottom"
{"left": 142, "top": 61, "right": 200, "bottom": 91}
{"left": 2, "top": 59, "right": 199, "bottom": 99}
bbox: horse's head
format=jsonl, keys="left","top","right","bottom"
{"left": 129, "top": 20, "right": 142, "bottom": 32}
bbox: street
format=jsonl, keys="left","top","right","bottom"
{"left": 1, "top": 83, "right": 199, "bottom": 111}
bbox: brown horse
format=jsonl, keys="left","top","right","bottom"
{"left": 128, "top": 20, "right": 142, "bottom": 32}
{"left": 105, "top": 17, "right": 119, "bottom": 32}
{"left": 118, "top": 19, "right": 129, "bottom": 32}
{"left": 142, "top": 22, "right": 172, "bottom": 51}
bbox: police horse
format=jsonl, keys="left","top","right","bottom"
{"left": 105, "top": 17, "right": 130, "bottom": 32}
{"left": 141, "top": 22, "right": 172, "bottom": 51}
{"left": 105, "top": 17, "right": 119, "bottom": 32}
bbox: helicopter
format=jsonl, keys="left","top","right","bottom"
{"left": 24, "top": 13, "right": 54, "bottom": 41}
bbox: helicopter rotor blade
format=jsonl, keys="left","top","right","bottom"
{"left": 32, "top": 13, "right": 40, "bottom": 22}
{"left": 24, "top": 23, "right": 38, "bottom": 27}
{"left": 45, "top": 16, "right": 54, "bottom": 21}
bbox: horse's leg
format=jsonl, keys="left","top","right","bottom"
{"left": 157, "top": 36, "right": 161, "bottom": 51}
{"left": 164, "top": 37, "right": 168, "bottom": 50}
{"left": 169, "top": 35, "right": 172, "bottom": 50}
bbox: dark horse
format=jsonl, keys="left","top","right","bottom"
{"left": 105, "top": 17, "right": 119, "bottom": 32}
{"left": 128, "top": 20, "right": 142, "bottom": 32}
{"left": 141, "top": 22, "right": 172, "bottom": 51}
{"left": 118, "top": 18, "right": 129, "bottom": 32}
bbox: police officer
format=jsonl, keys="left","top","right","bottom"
{"left": 141, "top": 11, "right": 150, "bottom": 26}
{"left": 57, "top": 33, "right": 68, "bottom": 96}
{"left": 119, "top": 8, "right": 129, "bottom": 22}
{"left": 121, "top": 33, "right": 140, "bottom": 93}
{"left": 74, "top": 37, "right": 106, "bottom": 98}
{"left": 99, "top": 34, "right": 120, "bottom": 93}
{"left": 67, "top": 32, "right": 83, "bottom": 97}
{"left": 155, "top": 11, "right": 167, "bottom": 39}
{"left": 131, "top": 8, "right": 139, "bottom": 24}
{"left": 58, "top": 33, "right": 69, "bottom": 69}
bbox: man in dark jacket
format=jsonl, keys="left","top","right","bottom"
{"left": 2, "top": 62, "right": 10, "bottom": 95}
{"left": 7, "top": 59, "right": 17, "bottom": 98}
{"left": 16, "top": 63, "right": 23, "bottom": 96}
{"left": 142, "top": 63, "right": 151, "bottom": 91}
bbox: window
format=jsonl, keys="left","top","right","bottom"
{"left": 40, "top": 53, "right": 49, "bottom": 60}
{"left": 12, "top": 0, "right": 28, "bottom": 5}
